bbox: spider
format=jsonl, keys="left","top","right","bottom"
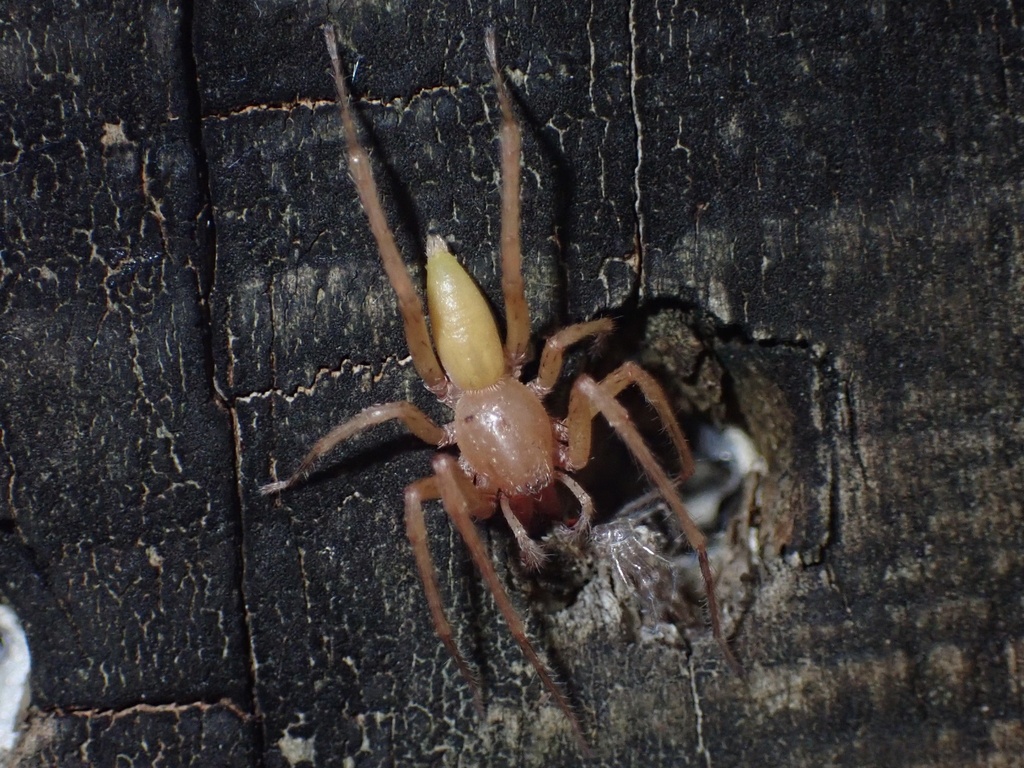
{"left": 262, "top": 23, "right": 740, "bottom": 749}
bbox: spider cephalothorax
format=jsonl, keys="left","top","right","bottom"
{"left": 262, "top": 24, "right": 739, "bottom": 751}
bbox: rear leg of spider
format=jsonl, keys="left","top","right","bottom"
{"left": 323, "top": 23, "right": 448, "bottom": 397}
{"left": 485, "top": 27, "right": 531, "bottom": 370}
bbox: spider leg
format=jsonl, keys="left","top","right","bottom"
{"left": 593, "top": 361, "right": 694, "bottom": 480}
{"left": 563, "top": 374, "right": 742, "bottom": 675}
{"left": 433, "top": 454, "right": 589, "bottom": 752}
{"left": 405, "top": 474, "right": 485, "bottom": 717}
{"left": 532, "top": 317, "right": 615, "bottom": 394}
{"left": 260, "top": 401, "right": 446, "bottom": 494}
{"left": 323, "top": 25, "right": 447, "bottom": 396}
{"left": 485, "top": 29, "right": 530, "bottom": 370}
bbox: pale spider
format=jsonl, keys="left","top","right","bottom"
{"left": 262, "top": 24, "right": 740, "bottom": 747}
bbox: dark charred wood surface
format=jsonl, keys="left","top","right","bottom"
{"left": 1, "top": 1, "right": 1021, "bottom": 766}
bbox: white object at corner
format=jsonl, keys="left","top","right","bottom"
{"left": 0, "top": 604, "right": 31, "bottom": 761}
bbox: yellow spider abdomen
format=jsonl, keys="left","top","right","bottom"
{"left": 425, "top": 236, "right": 506, "bottom": 390}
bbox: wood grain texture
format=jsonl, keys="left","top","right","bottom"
{"left": 1, "top": 1, "right": 1021, "bottom": 766}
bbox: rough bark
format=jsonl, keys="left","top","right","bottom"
{"left": 1, "top": 1, "right": 1021, "bottom": 767}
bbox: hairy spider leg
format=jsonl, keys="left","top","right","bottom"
{"left": 533, "top": 317, "right": 615, "bottom": 394}
{"left": 431, "top": 454, "right": 590, "bottom": 753}
{"left": 563, "top": 373, "right": 742, "bottom": 675}
{"left": 404, "top": 474, "right": 485, "bottom": 717}
{"left": 485, "top": 28, "right": 531, "bottom": 371}
{"left": 591, "top": 361, "right": 695, "bottom": 480}
{"left": 323, "top": 25, "right": 447, "bottom": 397}
{"left": 532, "top": 319, "right": 695, "bottom": 524}
{"left": 260, "top": 402, "right": 446, "bottom": 494}
{"left": 534, "top": 319, "right": 709, "bottom": 534}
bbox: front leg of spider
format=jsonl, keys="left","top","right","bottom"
{"left": 562, "top": 373, "right": 743, "bottom": 675}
